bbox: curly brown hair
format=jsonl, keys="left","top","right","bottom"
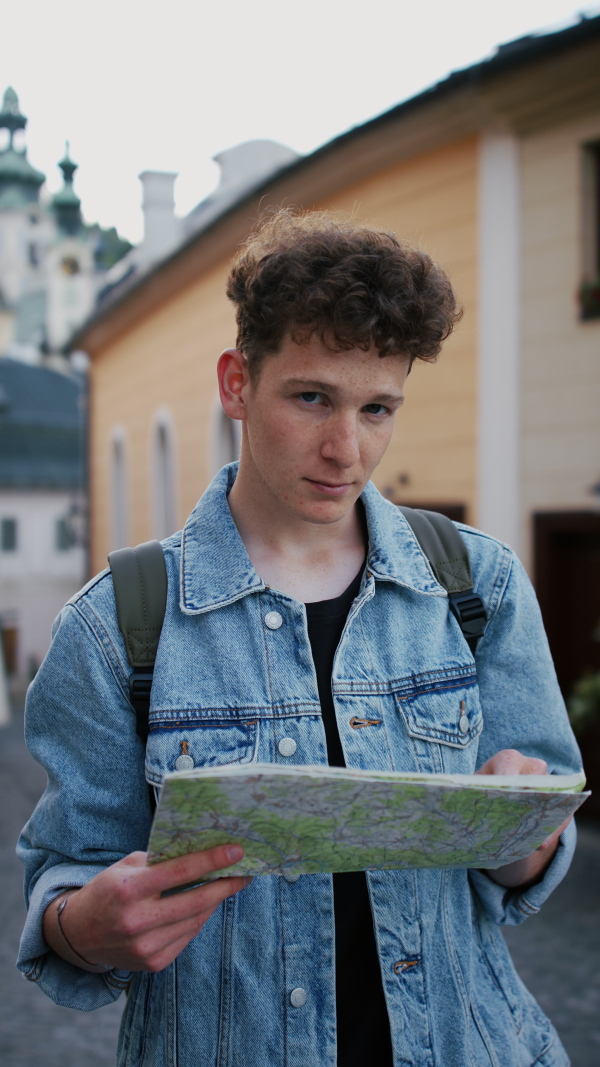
{"left": 226, "top": 209, "right": 461, "bottom": 377}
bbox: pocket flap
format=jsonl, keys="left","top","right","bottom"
{"left": 395, "top": 674, "right": 482, "bottom": 748}
{"left": 145, "top": 718, "right": 259, "bottom": 786}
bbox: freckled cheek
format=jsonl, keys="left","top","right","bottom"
{"left": 361, "top": 428, "right": 393, "bottom": 472}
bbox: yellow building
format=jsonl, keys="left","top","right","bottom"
{"left": 74, "top": 16, "right": 600, "bottom": 704}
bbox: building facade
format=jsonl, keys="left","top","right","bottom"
{"left": 75, "top": 17, "right": 600, "bottom": 709}
{"left": 0, "top": 358, "right": 86, "bottom": 689}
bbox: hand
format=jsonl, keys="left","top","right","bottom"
{"left": 476, "top": 749, "right": 572, "bottom": 888}
{"left": 43, "top": 844, "right": 251, "bottom": 973}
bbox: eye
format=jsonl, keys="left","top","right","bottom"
{"left": 299, "top": 392, "right": 322, "bottom": 404}
{"left": 363, "top": 403, "right": 388, "bottom": 416}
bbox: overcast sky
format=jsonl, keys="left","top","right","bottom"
{"left": 2, "top": 0, "right": 599, "bottom": 243}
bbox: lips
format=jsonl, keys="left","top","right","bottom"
{"left": 306, "top": 479, "right": 353, "bottom": 495}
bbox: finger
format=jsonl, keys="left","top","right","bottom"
{"left": 143, "top": 875, "right": 250, "bottom": 930}
{"left": 117, "top": 852, "right": 149, "bottom": 869}
{"left": 520, "top": 758, "right": 548, "bottom": 775}
{"left": 476, "top": 749, "right": 523, "bottom": 775}
{"left": 138, "top": 925, "right": 215, "bottom": 974}
{"left": 120, "top": 911, "right": 215, "bottom": 964}
{"left": 111, "top": 888, "right": 242, "bottom": 971}
{"left": 118, "top": 844, "right": 245, "bottom": 901}
{"left": 539, "top": 815, "right": 572, "bottom": 850}
{"left": 148, "top": 844, "right": 245, "bottom": 894}
{"left": 477, "top": 750, "right": 547, "bottom": 776}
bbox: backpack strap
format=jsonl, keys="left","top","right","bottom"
{"left": 396, "top": 507, "right": 487, "bottom": 654}
{"left": 108, "top": 540, "right": 167, "bottom": 740}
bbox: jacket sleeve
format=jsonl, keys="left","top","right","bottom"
{"left": 465, "top": 538, "right": 583, "bottom": 926}
{"left": 16, "top": 578, "right": 153, "bottom": 1009}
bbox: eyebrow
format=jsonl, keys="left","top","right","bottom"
{"left": 284, "top": 379, "right": 405, "bottom": 405}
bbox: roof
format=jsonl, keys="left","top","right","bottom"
{"left": 0, "top": 358, "right": 85, "bottom": 489}
{"left": 0, "top": 146, "right": 45, "bottom": 190}
{"left": 72, "top": 12, "right": 600, "bottom": 354}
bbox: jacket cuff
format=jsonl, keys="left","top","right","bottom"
{"left": 468, "top": 818, "right": 577, "bottom": 926}
{"left": 17, "top": 863, "right": 131, "bottom": 1010}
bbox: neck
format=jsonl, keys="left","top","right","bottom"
{"left": 227, "top": 455, "right": 367, "bottom": 602}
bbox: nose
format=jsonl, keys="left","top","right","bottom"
{"left": 320, "top": 411, "right": 361, "bottom": 468}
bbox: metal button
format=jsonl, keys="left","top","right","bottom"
{"left": 175, "top": 754, "right": 195, "bottom": 770}
{"left": 459, "top": 716, "right": 469, "bottom": 735}
{"left": 290, "top": 987, "right": 307, "bottom": 1007}
{"left": 264, "top": 611, "right": 283, "bottom": 630}
{"left": 283, "top": 871, "right": 301, "bottom": 883}
{"left": 278, "top": 737, "right": 297, "bottom": 757}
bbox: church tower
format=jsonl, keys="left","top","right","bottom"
{"left": 0, "top": 87, "right": 45, "bottom": 208}
{"left": 0, "top": 87, "right": 130, "bottom": 365}
{"left": 0, "top": 87, "right": 48, "bottom": 334}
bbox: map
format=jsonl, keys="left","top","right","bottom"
{"left": 146, "top": 763, "right": 589, "bottom": 878}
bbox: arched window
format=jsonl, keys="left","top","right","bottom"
{"left": 110, "top": 430, "right": 128, "bottom": 550}
{"left": 210, "top": 399, "right": 241, "bottom": 476}
{"left": 153, "top": 414, "right": 176, "bottom": 540}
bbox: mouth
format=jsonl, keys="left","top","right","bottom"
{"left": 305, "top": 479, "right": 353, "bottom": 496}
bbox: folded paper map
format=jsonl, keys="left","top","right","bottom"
{"left": 146, "top": 763, "right": 589, "bottom": 877}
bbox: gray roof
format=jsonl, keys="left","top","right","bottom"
{"left": 0, "top": 358, "right": 85, "bottom": 489}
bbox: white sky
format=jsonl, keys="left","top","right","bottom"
{"left": 2, "top": 0, "right": 599, "bottom": 243}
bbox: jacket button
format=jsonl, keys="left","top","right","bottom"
{"left": 175, "top": 754, "right": 195, "bottom": 770}
{"left": 290, "top": 987, "right": 307, "bottom": 1007}
{"left": 278, "top": 737, "right": 297, "bottom": 757}
{"left": 284, "top": 871, "right": 301, "bottom": 883}
{"left": 264, "top": 611, "right": 283, "bottom": 630}
{"left": 459, "top": 716, "right": 469, "bottom": 735}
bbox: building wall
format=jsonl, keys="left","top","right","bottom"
{"left": 90, "top": 261, "right": 236, "bottom": 571}
{"left": 318, "top": 137, "right": 479, "bottom": 519}
{"left": 0, "top": 488, "right": 86, "bottom": 681}
{"left": 520, "top": 111, "right": 600, "bottom": 567}
{"left": 89, "top": 137, "right": 479, "bottom": 573}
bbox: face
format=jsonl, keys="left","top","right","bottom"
{"left": 219, "top": 335, "right": 410, "bottom": 527}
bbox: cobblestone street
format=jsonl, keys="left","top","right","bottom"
{"left": 1, "top": 705, "right": 599, "bottom": 1066}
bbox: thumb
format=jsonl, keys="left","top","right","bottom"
{"left": 116, "top": 851, "right": 148, "bottom": 869}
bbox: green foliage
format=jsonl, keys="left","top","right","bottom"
{"left": 568, "top": 670, "right": 600, "bottom": 735}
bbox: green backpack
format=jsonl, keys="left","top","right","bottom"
{"left": 108, "top": 507, "right": 487, "bottom": 741}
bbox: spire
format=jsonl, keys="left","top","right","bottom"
{"left": 0, "top": 87, "right": 27, "bottom": 144}
{"left": 58, "top": 141, "right": 78, "bottom": 185}
{"left": 52, "top": 142, "right": 82, "bottom": 235}
{"left": 0, "top": 87, "right": 45, "bottom": 209}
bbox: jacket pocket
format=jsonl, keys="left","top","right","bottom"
{"left": 394, "top": 669, "right": 482, "bottom": 749}
{"left": 144, "top": 716, "right": 260, "bottom": 787}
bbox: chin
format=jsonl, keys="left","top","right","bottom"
{"left": 296, "top": 500, "right": 356, "bottom": 525}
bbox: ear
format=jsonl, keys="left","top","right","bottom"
{"left": 217, "top": 349, "right": 250, "bottom": 421}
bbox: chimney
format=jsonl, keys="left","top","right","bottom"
{"left": 139, "top": 171, "right": 179, "bottom": 267}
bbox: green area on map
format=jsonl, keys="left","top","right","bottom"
{"left": 147, "top": 764, "right": 588, "bottom": 877}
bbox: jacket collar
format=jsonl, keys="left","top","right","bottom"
{"left": 179, "top": 464, "right": 444, "bottom": 615}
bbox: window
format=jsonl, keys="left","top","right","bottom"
{"left": 581, "top": 142, "right": 600, "bottom": 319}
{"left": 1, "top": 518, "right": 17, "bottom": 551}
{"left": 56, "top": 517, "right": 74, "bottom": 551}
{"left": 152, "top": 416, "right": 176, "bottom": 541}
{"left": 110, "top": 431, "right": 129, "bottom": 550}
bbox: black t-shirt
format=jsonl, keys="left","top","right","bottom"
{"left": 306, "top": 570, "right": 394, "bottom": 1067}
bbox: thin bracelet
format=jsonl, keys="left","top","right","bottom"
{"left": 55, "top": 894, "right": 112, "bottom": 974}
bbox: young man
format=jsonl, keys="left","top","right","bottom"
{"left": 19, "top": 211, "right": 581, "bottom": 1066}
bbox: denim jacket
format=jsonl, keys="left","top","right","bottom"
{"left": 18, "top": 464, "right": 581, "bottom": 1067}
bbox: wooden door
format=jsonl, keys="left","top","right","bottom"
{"left": 534, "top": 512, "right": 600, "bottom": 818}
